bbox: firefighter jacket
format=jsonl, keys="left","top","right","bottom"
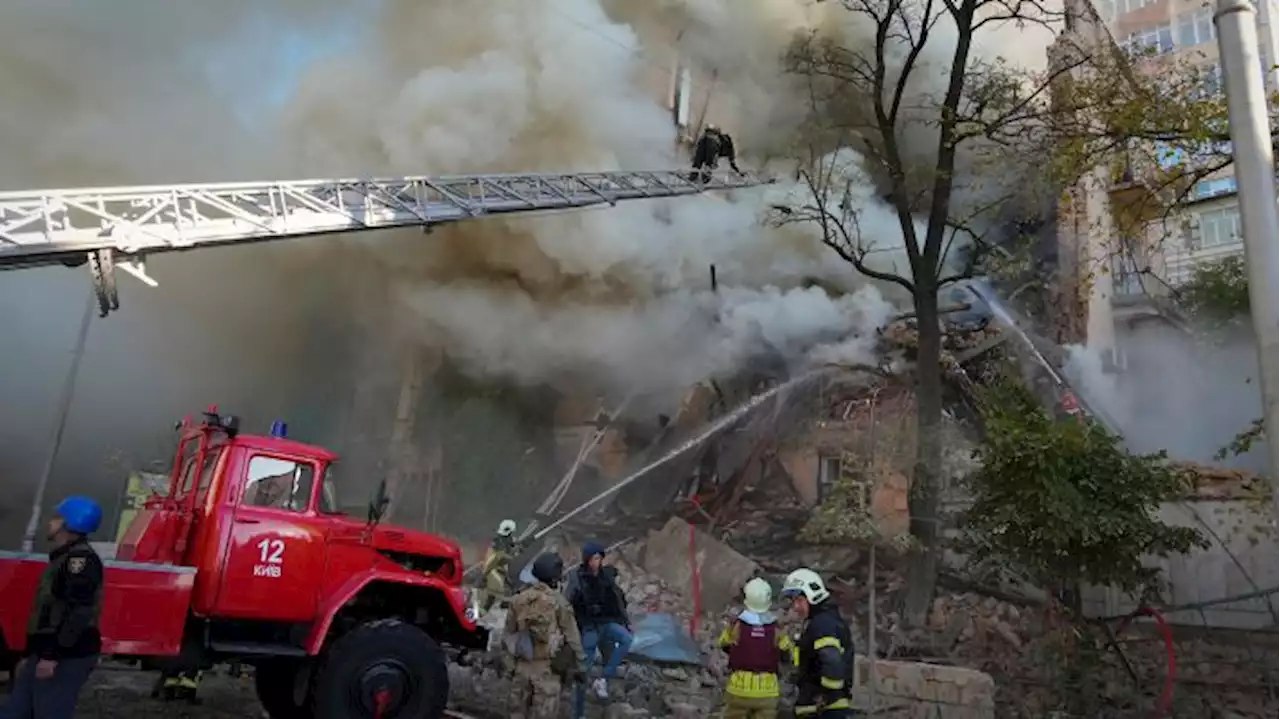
{"left": 718, "top": 134, "right": 741, "bottom": 171}
{"left": 794, "top": 601, "right": 854, "bottom": 715}
{"left": 692, "top": 132, "right": 722, "bottom": 169}
{"left": 482, "top": 536, "right": 522, "bottom": 593}
{"left": 693, "top": 131, "right": 741, "bottom": 168}
{"left": 26, "top": 536, "right": 104, "bottom": 660}
{"left": 716, "top": 611, "right": 797, "bottom": 699}
{"left": 504, "top": 582, "right": 585, "bottom": 667}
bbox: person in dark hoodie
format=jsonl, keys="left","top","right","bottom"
{"left": 688, "top": 124, "right": 742, "bottom": 183}
{"left": 564, "top": 542, "right": 633, "bottom": 716}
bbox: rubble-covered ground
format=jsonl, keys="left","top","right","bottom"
{"left": 9, "top": 529, "right": 1270, "bottom": 719}
{"left": 497, "top": 457, "right": 1278, "bottom": 719}
{"left": 69, "top": 666, "right": 258, "bottom": 719}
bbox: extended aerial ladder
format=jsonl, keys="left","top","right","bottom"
{"left": 0, "top": 169, "right": 772, "bottom": 316}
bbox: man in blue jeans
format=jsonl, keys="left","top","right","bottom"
{"left": 564, "top": 542, "right": 634, "bottom": 717}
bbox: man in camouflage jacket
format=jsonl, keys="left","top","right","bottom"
{"left": 504, "top": 552, "right": 585, "bottom": 719}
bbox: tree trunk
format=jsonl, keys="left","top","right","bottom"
{"left": 902, "top": 286, "right": 945, "bottom": 627}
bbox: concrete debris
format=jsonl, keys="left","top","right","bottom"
{"left": 637, "top": 517, "right": 761, "bottom": 613}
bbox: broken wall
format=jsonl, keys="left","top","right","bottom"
{"left": 640, "top": 516, "right": 760, "bottom": 613}
{"left": 774, "top": 379, "right": 977, "bottom": 541}
{"left": 1083, "top": 492, "right": 1279, "bottom": 630}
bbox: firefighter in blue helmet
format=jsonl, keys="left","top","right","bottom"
{"left": 0, "top": 496, "right": 105, "bottom": 719}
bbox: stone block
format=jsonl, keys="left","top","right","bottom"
{"left": 850, "top": 655, "right": 995, "bottom": 719}
{"left": 641, "top": 517, "right": 761, "bottom": 612}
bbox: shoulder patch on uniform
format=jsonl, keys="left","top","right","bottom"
{"left": 68, "top": 557, "right": 87, "bottom": 574}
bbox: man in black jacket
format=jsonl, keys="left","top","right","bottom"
{"left": 780, "top": 568, "right": 855, "bottom": 717}
{"left": 1, "top": 496, "right": 105, "bottom": 719}
{"left": 689, "top": 124, "right": 743, "bottom": 183}
{"left": 564, "top": 542, "right": 633, "bottom": 717}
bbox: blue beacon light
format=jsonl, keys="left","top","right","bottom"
{"left": 269, "top": 420, "right": 288, "bottom": 438}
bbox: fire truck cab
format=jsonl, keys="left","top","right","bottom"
{"left": 0, "top": 408, "right": 486, "bottom": 719}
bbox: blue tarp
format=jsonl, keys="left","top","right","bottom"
{"left": 626, "top": 612, "right": 703, "bottom": 666}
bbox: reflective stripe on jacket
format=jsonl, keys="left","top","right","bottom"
{"left": 794, "top": 601, "right": 854, "bottom": 713}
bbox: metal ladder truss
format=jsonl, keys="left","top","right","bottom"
{"left": 0, "top": 169, "right": 773, "bottom": 316}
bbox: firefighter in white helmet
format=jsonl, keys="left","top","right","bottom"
{"left": 480, "top": 519, "right": 524, "bottom": 611}
{"left": 688, "top": 123, "right": 742, "bottom": 183}
{"left": 780, "top": 568, "right": 854, "bottom": 717}
{"left": 716, "top": 577, "right": 797, "bottom": 718}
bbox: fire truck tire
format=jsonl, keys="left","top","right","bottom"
{"left": 312, "top": 619, "right": 449, "bottom": 719}
{"left": 255, "top": 659, "right": 312, "bottom": 719}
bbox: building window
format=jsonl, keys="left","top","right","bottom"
{"left": 1194, "top": 206, "right": 1243, "bottom": 248}
{"left": 671, "top": 63, "right": 692, "bottom": 130}
{"left": 817, "top": 456, "right": 841, "bottom": 501}
{"left": 244, "top": 456, "right": 315, "bottom": 512}
{"left": 1193, "top": 176, "right": 1237, "bottom": 199}
{"left": 1111, "top": 253, "right": 1145, "bottom": 297}
{"left": 1153, "top": 141, "right": 1187, "bottom": 169}
{"left": 1177, "top": 9, "right": 1214, "bottom": 46}
{"left": 817, "top": 455, "right": 869, "bottom": 510}
{"left": 1127, "top": 24, "right": 1175, "bottom": 54}
{"left": 1118, "top": 0, "right": 1157, "bottom": 14}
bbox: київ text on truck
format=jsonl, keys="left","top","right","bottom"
{"left": 0, "top": 408, "right": 487, "bottom": 719}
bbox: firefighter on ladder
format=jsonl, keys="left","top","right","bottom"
{"left": 689, "top": 124, "right": 742, "bottom": 183}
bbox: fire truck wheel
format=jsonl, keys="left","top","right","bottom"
{"left": 255, "top": 659, "right": 312, "bottom": 719}
{"left": 312, "top": 619, "right": 449, "bottom": 719}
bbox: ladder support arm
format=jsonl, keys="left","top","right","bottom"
{"left": 0, "top": 169, "right": 774, "bottom": 269}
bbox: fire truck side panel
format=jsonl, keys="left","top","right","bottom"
{"left": 0, "top": 551, "right": 194, "bottom": 657}
{"left": 114, "top": 506, "right": 182, "bottom": 564}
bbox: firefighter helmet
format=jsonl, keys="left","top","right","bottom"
{"left": 781, "top": 568, "right": 830, "bottom": 604}
{"left": 743, "top": 577, "right": 773, "bottom": 614}
{"left": 496, "top": 519, "right": 517, "bottom": 537}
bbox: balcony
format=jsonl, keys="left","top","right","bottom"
{"left": 1108, "top": 155, "right": 1171, "bottom": 227}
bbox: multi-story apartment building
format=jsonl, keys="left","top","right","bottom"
{"left": 1050, "top": 0, "right": 1273, "bottom": 362}
{"left": 1103, "top": 0, "right": 1272, "bottom": 326}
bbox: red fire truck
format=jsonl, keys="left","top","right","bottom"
{"left": 0, "top": 408, "right": 486, "bottom": 719}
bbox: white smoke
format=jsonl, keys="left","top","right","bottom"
{"left": 268, "top": 0, "right": 967, "bottom": 403}
{"left": 0, "top": 0, "right": 1066, "bottom": 532}
{"left": 1065, "top": 329, "right": 1267, "bottom": 472}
